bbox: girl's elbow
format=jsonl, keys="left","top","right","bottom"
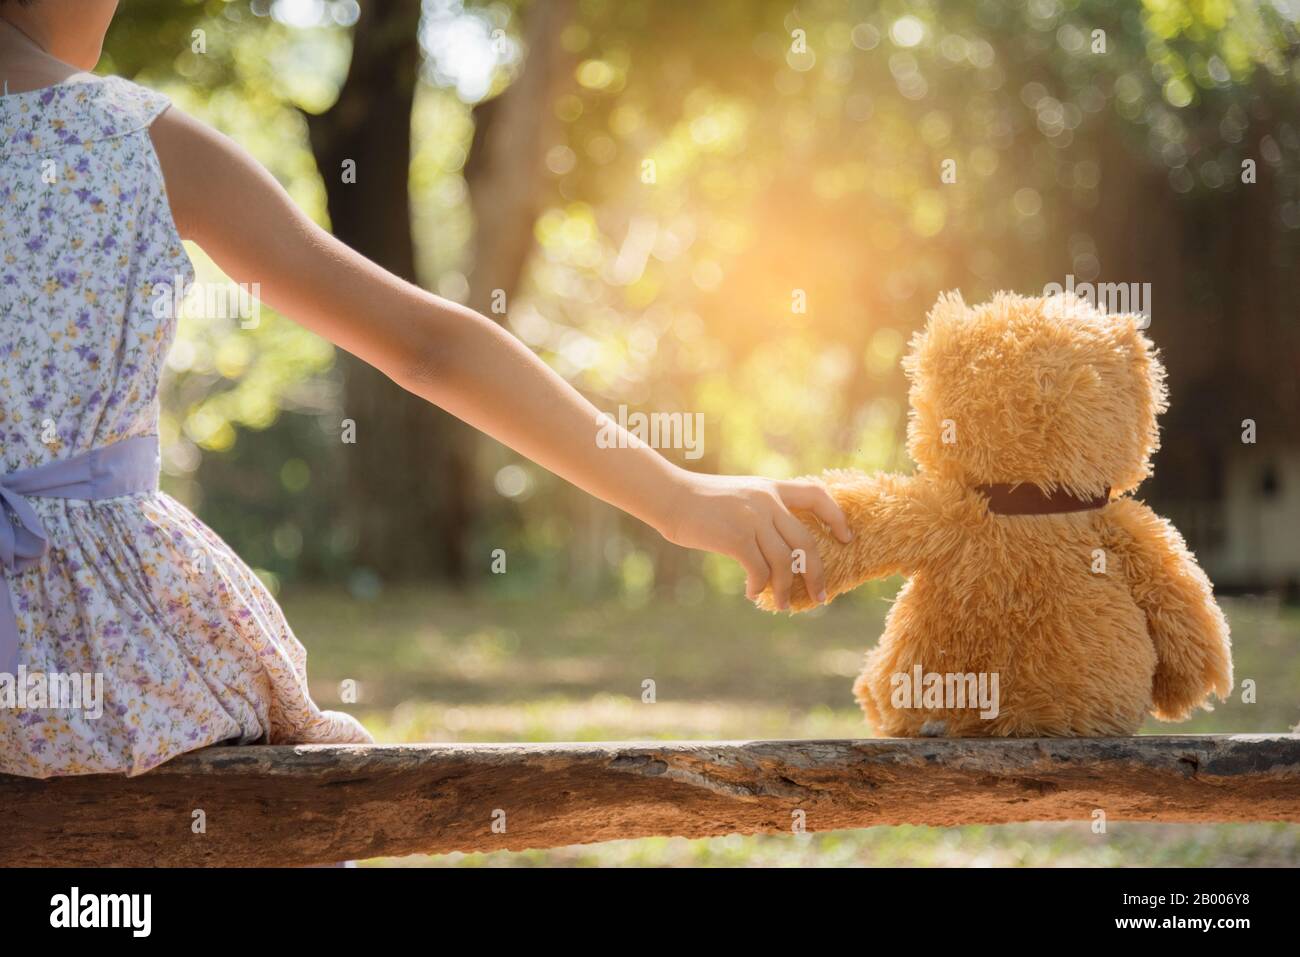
{"left": 392, "top": 301, "right": 488, "bottom": 394}
{"left": 387, "top": 326, "right": 456, "bottom": 397}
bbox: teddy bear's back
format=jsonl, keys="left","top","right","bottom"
{"left": 855, "top": 503, "right": 1158, "bottom": 737}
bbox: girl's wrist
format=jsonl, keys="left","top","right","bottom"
{"left": 654, "top": 464, "right": 698, "bottom": 545}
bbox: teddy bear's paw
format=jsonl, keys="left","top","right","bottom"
{"left": 918, "top": 719, "right": 949, "bottom": 737}
{"left": 754, "top": 582, "right": 820, "bottom": 614}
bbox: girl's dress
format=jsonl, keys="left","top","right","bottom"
{"left": 0, "top": 75, "right": 371, "bottom": 778}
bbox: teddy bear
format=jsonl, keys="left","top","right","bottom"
{"left": 760, "top": 291, "right": 1232, "bottom": 737}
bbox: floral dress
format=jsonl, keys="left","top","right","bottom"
{"left": 0, "top": 75, "right": 371, "bottom": 778}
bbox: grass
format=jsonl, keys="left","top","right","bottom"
{"left": 279, "top": 583, "right": 1300, "bottom": 867}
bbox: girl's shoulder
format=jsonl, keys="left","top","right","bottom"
{"left": 0, "top": 73, "right": 174, "bottom": 157}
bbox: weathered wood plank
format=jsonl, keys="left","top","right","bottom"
{"left": 2, "top": 734, "right": 1298, "bottom": 867}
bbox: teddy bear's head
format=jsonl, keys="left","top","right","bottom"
{"left": 903, "top": 291, "right": 1167, "bottom": 498}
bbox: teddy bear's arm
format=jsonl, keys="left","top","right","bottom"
{"left": 1107, "top": 499, "right": 1233, "bottom": 721}
{"left": 756, "top": 470, "right": 931, "bottom": 613}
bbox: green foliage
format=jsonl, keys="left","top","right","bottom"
{"left": 521, "top": 0, "right": 1298, "bottom": 473}
{"left": 104, "top": 0, "right": 1299, "bottom": 589}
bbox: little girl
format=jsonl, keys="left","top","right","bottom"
{"left": 0, "top": 1, "right": 850, "bottom": 779}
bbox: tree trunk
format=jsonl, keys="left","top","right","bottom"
{"left": 305, "top": 0, "right": 466, "bottom": 581}
{"left": 463, "top": 0, "right": 576, "bottom": 318}
{"left": 306, "top": 0, "right": 574, "bottom": 583}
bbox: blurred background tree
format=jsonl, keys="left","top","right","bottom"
{"left": 101, "top": 0, "right": 1300, "bottom": 601}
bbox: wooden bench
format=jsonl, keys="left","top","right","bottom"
{"left": 3, "top": 733, "right": 1297, "bottom": 866}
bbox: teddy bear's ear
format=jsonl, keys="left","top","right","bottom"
{"left": 1113, "top": 311, "right": 1151, "bottom": 336}
{"left": 1111, "top": 312, "right": 1170, "bottom": 415}
{"left": 925, "top": 290, "right": 969, "bottom": 329}
{"left": 903, "top": 291, "right": 967, "bottom": 380}
{"left": 1111, "top": 312, "right": 1157, "bottom": 358}
{"left": 917, "top": 290, "right": 971, "bottom": 353}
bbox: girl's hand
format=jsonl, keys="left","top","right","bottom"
{"left": 663, "top": 473, "right": 853, "bottom": 610}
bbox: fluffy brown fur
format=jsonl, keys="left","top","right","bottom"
{"left": 760, "top": 291, "right": 1232, "bottom": 736}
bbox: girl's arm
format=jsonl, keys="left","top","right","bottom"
{"left": 149, "top": 105, "right": 851, "bottom": 608}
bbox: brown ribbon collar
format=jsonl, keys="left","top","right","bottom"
{"left": 976, "top": 483, "right": 1111, "bottom": 515}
